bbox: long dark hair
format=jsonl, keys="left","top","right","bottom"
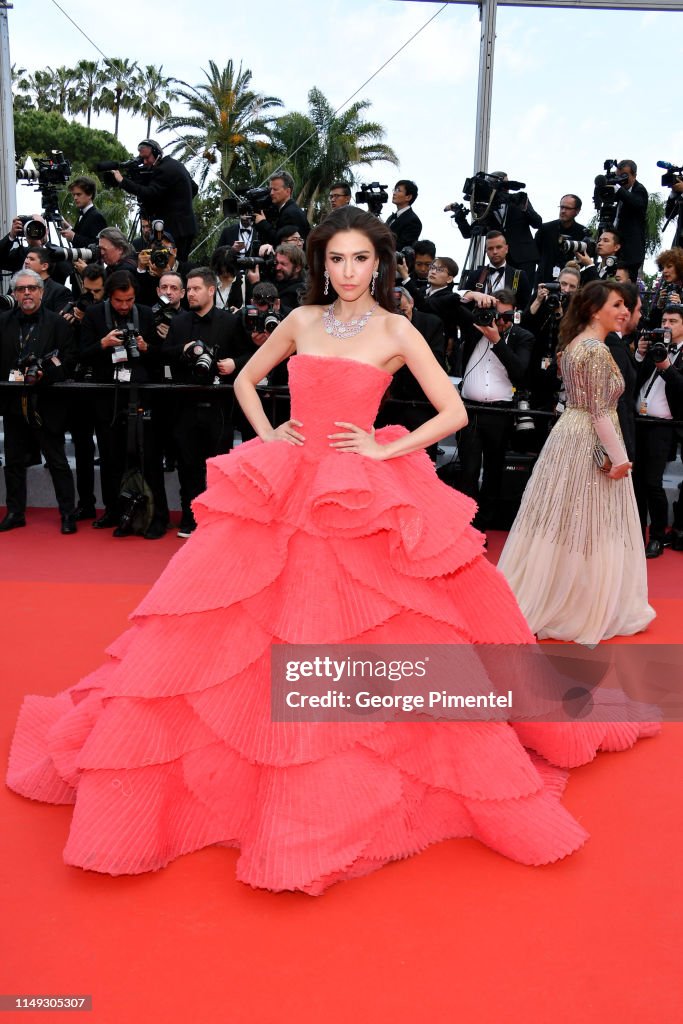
{"left": 303, "top": 206, "right": 397, "bottom": 313}
{"left": 557, "top": 279, "right": 627, "bottom": 352}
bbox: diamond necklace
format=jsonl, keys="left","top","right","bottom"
{"left": 322, "top": 301, "right": 378, "bottom": 339}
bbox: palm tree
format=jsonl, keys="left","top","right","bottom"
{"left": 46, "top": 66, "right": 76, "bottom": 116}
{"left": 68, "top": 60, "right": 102, "bottom": 128}
{"left": 135, "top": 64, "right": 178, "bottom": 137}
{"left": 94, "top": 57, "right": 140, "bottom": 137}
{"left": 159, "top": 60, "right": 283, "bottom": 207}
{"left": 271, "top": 88, "right": 399, "bottom": 221}
{"left": 11, "top": 64, "right": 32, "bottom": 113}
{"left": 18, "top": 69, "right": 55, "bottom": 110}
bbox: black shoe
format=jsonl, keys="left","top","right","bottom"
{"left": 112, "top": 525, "right": 132, "bottom": 538}
{"left": 177, "top": 514, "right": 197, "bottom": 539}
{"left": 645, "top": 538, "right": 664, "bottom": 559}
{"left": 0, "top": 512, "right": 27, "bottom": 532}
{"left": 74, "top": 505, "right": 97, "bottom": 521}
{"left": 61, "top": 514, "right": 77, "bottom": 535}
{"left": 92, "top": 512, "right": 118, "bottom": 529}
{"left": 671, "top": 530, "right": 683, "bottom": 552}
{"left": 144, "top": 521, "right": 166, "bottom": 540}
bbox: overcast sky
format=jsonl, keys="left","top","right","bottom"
{"left": 6, "top": 0, "right": 683, "bottom": 272}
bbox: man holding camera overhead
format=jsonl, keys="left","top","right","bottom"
{"left": 113, "top": 140, "right": 198, "bottom": 262}
{"left": 0, "top": 269, "right": 76, "bottom": 534}
{"left": 633, "top": 304, "right": 683, "bottom": 558}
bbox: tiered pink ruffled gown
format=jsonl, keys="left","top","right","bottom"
{"left": 7, "top": 355, "right": 658, "bottom": 894}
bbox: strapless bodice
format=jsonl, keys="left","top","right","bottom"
{"left": 288, "top": 354, "right": 392, "bottom": 453}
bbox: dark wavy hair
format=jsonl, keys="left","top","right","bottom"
{"left": 303, "top": 206, "right": 397, "bottom": 312}
{"left": 557, "top": 279, "right": 627, "bottom": 352}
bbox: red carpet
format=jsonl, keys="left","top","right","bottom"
{"left": 1, "top": 512, "right": 682, "bottom": 1023}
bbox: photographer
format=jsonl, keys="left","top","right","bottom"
{"left": 521, "top": 267, "right": 580, "bottom": 417}
{"left": 576, "top": 229, "right": 621, "bottom": 283}
{"left": 611, "top": 160, "right": 648, "bottom": 278}
{"left": 647, "top": 248, "right": 683, "bottom": 328}
{"left": 254, "top": 172, "right": 310, "bottom": 248}
{"left": 461, "top": 231, "right": 532, "bottom": 311}
{"left": 0, "top": 215, "right": 50, "bottom": 276}
{"left": 93, "top": 227, "right": 138, "bottom": 279}
{"left": 0, "top": 269, "right": 77, "bottom": 534}
{"left": 328, "top": 182, "right": 352, "bottom": 211}
{"left": 135, "top": 227, "right": 186, "bottom": 308}
{"left": 386, "top": 180, "right": 422, "bottom": 248}
{"left": 398, "top": 255, "right": 473, "bottom": 371}
{"left": 113, "top": 140, "right": 198, "bottom": 261}
{"left": 60, "top": 264, "right": 107, "bottom": 521}
{"left": 165, "top": 268, "right": 254, "bottom": 538}
{"left": 80, "top": 269, "right": 168, "bottom": 538}
{"left": 22, "top": 248, "right": 72, "bottom": 312}
{"left": 458, "top": 288, "right": 534, "bottom": 532}
{"left": 217, "top": 205, "right": 258, "bottom": 257}
{"left": 534, "top": 195, "right": 586, "bottom": 284}
{"left": 633, "top": 304, "right": 683, "bottom": 557}
{"left": 59, "top": 176, "right": 106, "bottom": 246}
{"left": 454, "top": 172, "right": 542, "bottom": 281}
{"left": 274, "top": 243, "right": 306, "bottom": 316}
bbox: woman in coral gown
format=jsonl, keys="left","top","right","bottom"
{"left": 499, "top": 280, "right": 655, "bottom": 644}
{"left": 7, "top": 211, "right": 657, "bottom": 895}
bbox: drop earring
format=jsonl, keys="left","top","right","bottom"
{"left": 324, "top": 270, "right": 330, "bottom": 296}
{"left": 371, "top": 270, "right": 378, "bottom": 296}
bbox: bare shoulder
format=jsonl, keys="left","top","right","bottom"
{"left": 288, "top": 304, "right": 322, "bottom": 327}
{"left": 380, "top": 308, "right": 419, "bottom": 348}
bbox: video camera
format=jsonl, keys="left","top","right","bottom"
{"left": 593, "top": 159, "right": 628, "bottom": 229}
{"left": 95, "top": 156, "right": 152, "bottom": 189}
{"left": 639, "top": 327, "right": 674, "bottom": 363}
{"left": 223, "top": 187, "right": 274, "bottom": 220}
{"left": 355, "top": 182, "right": 388, "bottom": 217}
{"left": 446, "top": 172, "right": 526, "bottom": 235}
{"left": 658, "top": 160, "right": 683, "bottom": 188}
{"left": 16, "top": 150, "right": 72, "bottom": 223}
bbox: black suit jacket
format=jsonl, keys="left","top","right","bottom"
{"left": 79, "top": 301, "right": 161, "bottom": 384}
{"left": 42, "top": 277, "right": 72, "bottom": 313}
{"left": 635, "top": 345, "right": 683, "bottom": 422}
{"left": 72, "top": 206, "right": 107, "bottom": 247}
{"left": 0, "top": 305, "right": 75, "bottom": 425}
{"left": 461, "top": 323, "right": 534, "bottom": 390}
{"left": 534, "top": 218, "right": 587, "bottom": 284}
{"left": 121, "top": 156, "right": 199, "bottom": 243}
{"left": 605, "top": 332, "right": 637, "bottom": 460}
{"left": 217, "top": 223, "right": 259, "bottom": 256}
{"left": 614, "top": 180, "right": 648, "bottom": 268}
{"left": 386, "top": 207, "right": 422, "bottom": 249}
{"left": 405, "top": 281, "right": 474, "bottom": 342}
{"left": 461, "top": 264, "right": 531, "bottom": 311}
{"left": 256, "top": 199, "right": 310, "bottom": 246}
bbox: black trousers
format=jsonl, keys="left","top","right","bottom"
{"left": 457, "top": 404, "right": 512, "bottom": 528}
{"left": 67, "top": 393, "right": 96, "bottom": 510}
{"left": 173, "top": 401, "right": 233, "bottom": 513}
{"left": 3, "top": 411, "right": 75, "bottom": 516}
{"left": 633, "top": 419, "right": 674, "bottom": 540}
{"left": 93, "top": 394, "right": 168, "bottom": 526}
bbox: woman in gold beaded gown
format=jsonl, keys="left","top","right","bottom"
{"left": 498, "top": 280, "right": 655, "bottom": 645}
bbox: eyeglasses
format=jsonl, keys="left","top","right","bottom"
{"left": 14, "top": 285, "right": 40, "bottom": 292}
{"left": 429, "top": 263, "right": 447, "bottom": 271}
{"left": 329, "top": 193, "right": 347, "bottom": 199}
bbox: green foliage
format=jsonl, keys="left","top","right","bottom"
{"left": 189, "top": 182, "right": 228, "bottom": 264}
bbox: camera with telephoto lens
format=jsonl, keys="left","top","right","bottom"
{"left": 18, "top": 349, "right": 59, "bottom": 385}
{"left": 640, "top": 327, "right": 674, "bottom": 363}
{"left": 236, "top": 254, "right": 276, "bottom": 274}
{"left": 46, "top": 241, "right": 100, "bottom": 265}
{"left": 184, "top": 339, "right": 217, "bottom": 382}
{"left": 139, "top": 219, "right": 173, "bottom": 270}
{"left": 559, "top": 235, "right": 596, "bottom": 258}
{"left": 355, "top": 182, "right": 388, "bottom": 216}
{"left": 472, "top": 306, "right": 497, "bottom": 327}
{"left": 62, "top": 291, "right": 98, "bottom": 317}
{"left": 241, "top": 302, "right": 282, "bottom": 335}
{"left": 0, "top": 294, "right": 17, "bottom": 311}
